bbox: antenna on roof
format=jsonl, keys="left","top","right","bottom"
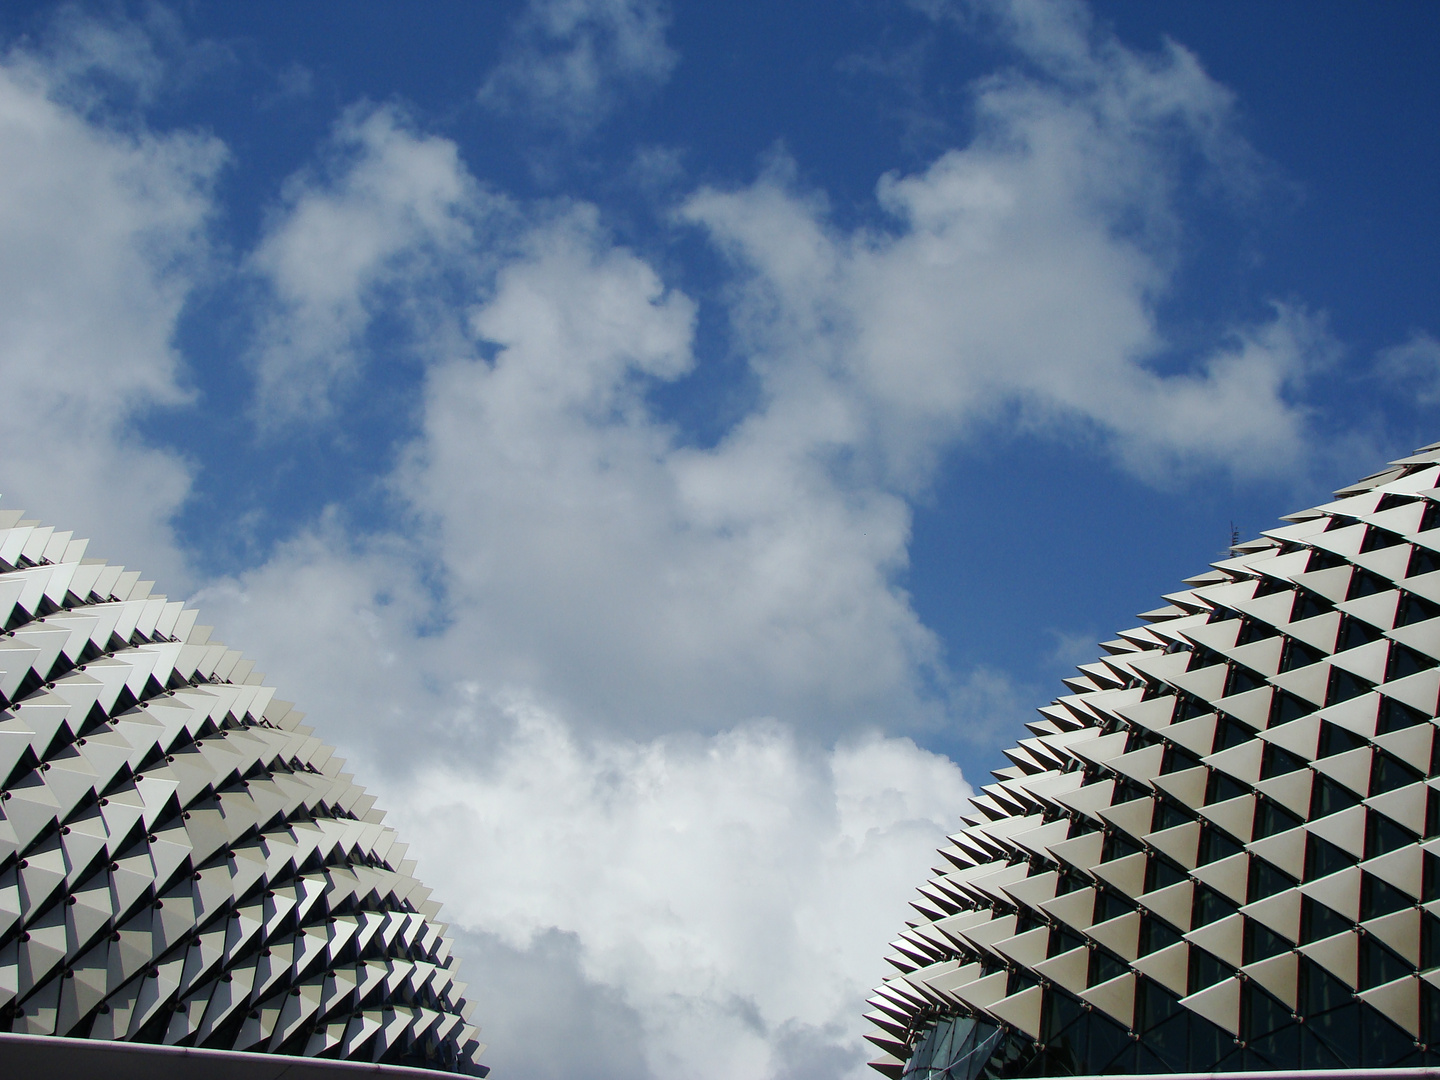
{"left": 1229, "top": 520, "right": 1241, "bottom": 554}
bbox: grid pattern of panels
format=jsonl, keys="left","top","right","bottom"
{"left": 0, "top": 508, "right": 485, "bottom": 1075}
{"left": 868, "top": 444, "right": 1440, "bottom": 1079}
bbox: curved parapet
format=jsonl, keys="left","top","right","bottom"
{"left": 0, "top": 509, "right": 484, "bottom": 1074}
{"left": 870, "top": 443, "right": 1440, "bottom": 1077}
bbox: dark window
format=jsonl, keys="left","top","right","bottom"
{"left": 1281, "top": 638, "right": 1327, "bottom": 672}
{"left": 1422, "top": 500, "right": 1440, "bottom": 533}
{"left": 1337, "top": 615, "right": 1383, "bottom": 652}
{"left": 1398, "top": 593, "right": 1440, "bottom": 627}
{"left": 1261, "top": 742, "right": 1306, "bottom": 779}
{"left": 1326, "top": 667, "right": 1374, "bottom": 706}
{"left": 1407, "top": 546, "right": 1440, "bottom": 579}
{"left": 1248, "top": 858, "right": 1297, "bottom": 903}
{"left": 1135, "top": 981, "right": 1200, "bottom": 1071}
{"left": 1318, "top": 721, "right": 1366, "bottom": 758}
{"left": 1190, "top": 646, "right": 1224, "bottom": 670}
{"left": 1244, "top": 919, "right": 1290, "bottom": 963}
{"left": 1114, "top": 778, "right": 1151, "bottom": 805}
{"left": 1293, "top": 589, "right": 1335, "bottom": 621}
{"left": 1007, "top": 967, "right": 1038, "bottom": 996}
{"left": 1255, "top": 577, "right": 1293, "bottom": 599}
{"left": 1360, "top": 873, "right": 1412, "bottom": 920}
{"left": 1207, "top": 770, "right": 1248, "bottom": 805}
{"left": 1305, "top": 833, "right": 1357, "bottom": 880}
{"left": 1094, "top": 887, "right": 1133, "bottom": 924}
{"left": 1301, "top": 896, "right": 1351, "bottom": 944}
{"left": 1192, "top": 883, "right": 1240, "bottom": 927}
{"left": 1242, "top": 984, "right": 1300, "bottom": 1060}
{"left": 1270, "top": 691, "right": 1313, "bottom": 727}
{"left": 1376, "top": 493, "right": 1420, "bottom": 513}
{"left": 1139, "top": 915, "right": 1183, "bottom": 956}
{"left": 1387, "top": 642, "right": 1438, "bottom": 681}
{"left": 1360, "top": 936, "right": 1409, "bottom": 990}
{"left": 1311, "top": 774, "right": 1361, "bottom": 818}
{"left": 1213, "top": 715, "right": 1252, "bottom": 752}
{"left": 1174, "top": 693, "right": 1209, "bottom": 724}
{"left": 1237, "top": 617, "right": 1279, "bottom": 645}
{"left": 1152, "top": 799, "right": 1192, "bottom": 832}
{"left": 1051, "top": 924, "right": 1087, "bottom": 957}
{"left": 1130, "top": 728, "right": 1161, "bottom": 752}
{"left": 1225, "top": 664, "right": 1266, "bottom": 697}
{"left": 1103, "top": 829, "right": 1144, "bottom": 863}
{"left": 1365, "top": 811, "right": 1418, "bottom": 860}
{"left": 1371, "top": 751, "right": 1423, "bottom": 796}
{"left": 1423, "top": 914, "right": 1440, "bottom": 970}
{"left": 1347, "top": 571, "right": 1390, "bottom": 601}
{"left": 1298, "top": 959, "right": 1361, "bottom": 1064}
{"left": 1160, "top": 744, "right": 1203, "bottom": 775}
{"left": 1144, "top": 854, "right": 1187, "bottom": 893}
{"left": 1089, "top": 946, "right": 1129, "bottom": 986}
{"left": 1187, "top": 946, "right": 1231, "bottom": 994}
{"left": 1377, "top": 696, "right": 1427, "bottom": 734}
{"left": 1253, "top": 797, "right": 1302, "bottom": 840}
{"left": 1307, "top": 549, "right": 1348, "bottom": 573}
{"left": 1199, "top": 825, "right": 1244, "bottom": 866}
{"left": 1425, "top": 853, "right": 1440, "bottom": 902}
{"left": 1361, "top": 527, "right": 1404, "bottom": 552}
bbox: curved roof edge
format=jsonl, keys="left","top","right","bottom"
{"left": 1061, "top": 1073, "right": 1440, "bottom": 1080}
{"left": 0, "top": 1029, "right": 490, "bottom": 1078}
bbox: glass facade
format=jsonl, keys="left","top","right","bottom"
{"left": 906, "top": 970, "right": 1440, "bottom": 1079}
{"left": 869, "top": 446, "right": 1440, "bottom": 1079}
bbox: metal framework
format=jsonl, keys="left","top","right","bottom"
{"left": 870, "top": 444, "right": 1440, "bottom": 1079}
{"left": 0, "top": 506, "right": 484, "bottom": 1074}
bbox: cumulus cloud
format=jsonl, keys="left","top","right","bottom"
{"left": 229, "top": 0, "right": 1332, "bottom": 748}
{"left": 0, "top": 3, "right": 1358, "bottom": 1078}
{"left": 248, "top": 103, "right": 495, "bottom": 416}
{"left": 1377, "top": 329, "right": 1440, "bottom": 405}
{"left": 191, "top": 524, "right": 974, "bottom": 1079}
{"left": 478, "top": 0, "right": 677, "bottom": 133}
{"left": 397, "top": 208, "right": 941, "bottom": 736}
{"left": 449, "top": 927, "right": 652, "bottom": 1080}
{"left": 389, "top": 707, "right": 970, "bottom": 1080}
{"left": 682, "top": 14, "right": 1321, "bottom": 488}
{"left": 0, "top": 32, "right": 222, "bottom": 585}
{"left": 194, "top": 10, "right": 1346, "bottom": 1071}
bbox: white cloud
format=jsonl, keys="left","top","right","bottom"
{"left": 377, "top": 700, "right": 973, "bottom": 1080}
{"left": 1377, "top": 329, "right": 1440, "bottom": 405}
{"left": 0, "top": 34, "right": 223, "bottom": 586}
{"left": 206, "top": 201, "right": 945, "bottom": 737}
{"left": 192, "top": 13, "right": 1346, "bottom": 1070}
{"left": 395, "top": 208, "right": 942, "bottom": 737}
{"left": 478, "top": 0, "right": 677, "bottom": 133}
{"left": 681, "top": 14, "right": 1321, "bottom": 488}
{"left": 0, "top": 5, "right": 1360, "bottom": 1079}
{"left": 448, "top": 927, "right": 652, "bottom": 1080}
{"left": 229, "top": 0, "right": 1333, "bottom": 751}
{"left": 192, "top": 530, "right": 974, "bottom": 1080}
{"left": 248, "top": 103, "right": 494, "bottom": 416}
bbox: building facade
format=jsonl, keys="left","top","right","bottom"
{"left": 869, "top": 444, "right": 1440, "bottom": 1079}
{"left": 0, "top": 508, "right": 484, "bottom": 1074}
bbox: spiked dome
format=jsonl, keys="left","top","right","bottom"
{"left": 869, "top": 443, "right": 1440, "bottom": 1078}
{"left": 0, "top": 507, "right": 485, "bottom": 1074}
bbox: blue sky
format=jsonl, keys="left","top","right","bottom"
{"left": 0, "top": 2, "right": 1436, "bottom": 1077}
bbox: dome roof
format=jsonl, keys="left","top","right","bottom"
{"left": 0, "top": 509, "right": 483, "bottom": 1074}
{"left": 869, "top": 443, "right": 1440, "bottom": 1078}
